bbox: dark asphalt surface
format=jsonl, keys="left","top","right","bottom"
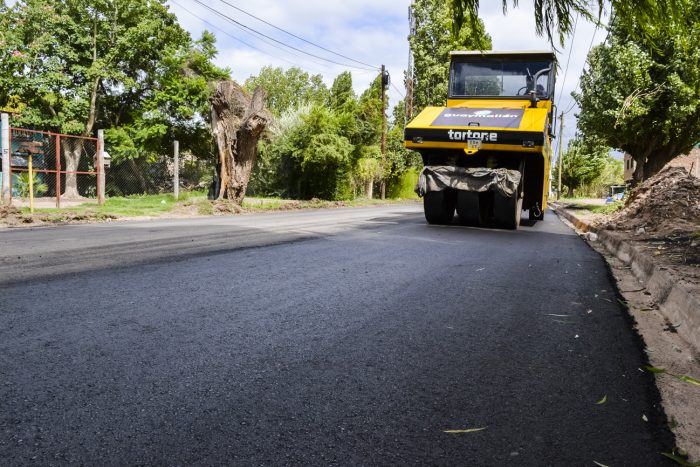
{"left": 0, "top": 206, "right": 674, "bottom": 465}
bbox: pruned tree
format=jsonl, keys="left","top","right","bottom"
{"left": 210, "top": 81, "right": 271, "bottom": 204}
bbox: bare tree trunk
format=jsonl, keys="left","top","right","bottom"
{"left": 365, "top": 179, "right": 373, "bottom": 198}
{"left": 631, "top": 143, "right": 680, "bottom": 184}
{"left": 63, "top": 138, "right": 84, "bottom": 199}
{"left": 210, "top": 81, "right": 271, "bottom": 204}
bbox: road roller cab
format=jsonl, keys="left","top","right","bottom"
{"left": 404, "top": 50, "right": 557, "bottom": 229}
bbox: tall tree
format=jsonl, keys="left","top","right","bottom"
{"left": 244, "top": 66, "right": 329, "bottom": 117}
{"left": 552, "top": 137, "right": 609, "bottom": 196}
{"left": 409, "top": 0, "right": 492, "bottom": 113}
{"left": 574, "top": 7, "right": 700, "bottom": 182}
{"left": 0, "top": 0, "right": 194, "bottom": 197}
{"left": 103, "top": 30, "right": 229, "bottom": 192}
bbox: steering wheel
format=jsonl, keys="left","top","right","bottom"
{"left": 516, "top": 86, "right": 528, "bottom": 96}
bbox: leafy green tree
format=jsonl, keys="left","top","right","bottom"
{"left": 386, "top": 100, "right": 421, "bottom": 197}
{"left": 354, "top": 75, "right": 383, "bottom": 148}
{"left": 409, "top": 0, "right": 491, "bottom": 113}
{"left": 330, "top": 72, "right": 356, "bottom": 111}
{"left": 552, "top": 137, "right": 609, "bottom": 197}
{"left": 0, "top": 0, "right": 216, "bottom": 197}
{"left": 329, "top": 72, "right": 359, "bottom": 144}
{"left": 354, "top": 145, "right": 382, "bottom": 198}
{"left": 574, "top": 7, "right": 700, "bottom": 182}
{"left": 244, "top": 66, "right": 329, "bottom": 117}
{"left": 582, "top": 155, "right": 624, "bottom": 197}
{"left": 248, "top": 103, "right": 311, "bottom": 197}
{"left": 104, "top": 31, "right": 229, "bottom": 193}
{"left": 301, "top": 132, "right": 353, "bottom": 200}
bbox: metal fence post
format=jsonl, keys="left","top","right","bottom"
{"left": 55, "top": 135, "right": 61, "bottom": 208}
{"left": 1, "top": 113, "right": 10, "bottom": 206}
{"left": 173, "top": 140, "right": 179, "bottom": 200}
{"left": 97, "top": 129, "right": 105, "bottom": 205}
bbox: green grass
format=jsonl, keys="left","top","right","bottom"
{"left": 21, "top": 191, "right": 207, "bottom": 218}
{"left": 15, "top": 191, "right": 418, "bottom": 223}
{"left": 567, "top": 201, "right": 624, "bottom": 215}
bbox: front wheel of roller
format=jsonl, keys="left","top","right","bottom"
{"left": 456, "top": 191, "right": 482, "bottom": 226}
{"left": 424, "top": 190, "right": 456, "bottom": 225}
{"left": 494, "top": 193, "right": 523, "bottom": 229}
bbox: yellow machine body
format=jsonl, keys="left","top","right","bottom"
{"left": 405, "top": 50, "right": 556, "bottom": 227}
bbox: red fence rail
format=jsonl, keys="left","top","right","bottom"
{"left": 8, "top": 128, "right": 100, "bottom": 208}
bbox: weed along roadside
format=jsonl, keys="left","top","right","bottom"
{"left": 0, "top": 193, "right": 420, "bottom": 228}
{"left": 550, "top": 169, "right": 700, "bottom": 461}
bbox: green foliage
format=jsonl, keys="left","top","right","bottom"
{"left": 330, "top": 71, "right": 356, "bottom": 112}
{"left": 409, "top": 0, "right": 492, "bottom": 112}
{"left": 244, "top": 66, "right": 329, "bottom": 117}
{"left": 387, "top": 168, "right": 420, "bottom": 199}
{"left": 574, "top": 5, "right": 700, "bottom": 181}
{"left": 301, "top": 132, "right": 353, "bottom": 200}
{"left": 0, "top": 0, "right": 227, "bottom": 197}
{"left": 14, "top": 172, "right": 48, "bottom": 197}
{"left": 245, "top": 68, "right": 419, "bottom": 200}
{"left": 1, "top": 0, "right": 189, "bottom": 135}
{"left": 552, "top": 137, "right": 610, "bottom": 197}
{"left": 449, "top": 0, "right": 692, "bottom": 46}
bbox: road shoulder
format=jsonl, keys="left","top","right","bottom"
{"left": 552, "top": 202, "right": 700, "bottom": 462}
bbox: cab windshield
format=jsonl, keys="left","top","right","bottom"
{"left": 450, "top": 59, "right": 552, "bottom": 98}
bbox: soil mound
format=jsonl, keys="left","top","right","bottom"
{"left": 605, "top": 166, "right": 700, "bottom": 237}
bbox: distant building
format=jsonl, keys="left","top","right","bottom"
{"left": 624, "top": 145, "right": 700, "bottom": 181}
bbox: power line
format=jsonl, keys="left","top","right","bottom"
{"left": 215, "top": 0, "right": 379, "bottom": 70}
{"left": 170, "top": 0, "right": 305, "bottom": 69}
{"left": 556, "top": 13, "right": 579, "bottom": 111}
{"left": 391, "top": 82, "right": 405, "bottom": 100}
{"left": 563, "top": 17, "right": 604, "bottom": 116}
{"left": 193, "top": 0, "right": 377, "bottom": 72}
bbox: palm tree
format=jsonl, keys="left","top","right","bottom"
{"left": 450, "top": 0, "right": 688, "bottom": 45}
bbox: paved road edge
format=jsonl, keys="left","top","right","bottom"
{"left": 551, "top": 203, "right": 700, "bottom": 353}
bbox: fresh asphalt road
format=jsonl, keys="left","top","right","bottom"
{"left": 0, "top": 205, "right": 674, "bottom": 465}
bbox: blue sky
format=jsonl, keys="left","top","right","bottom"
{"left": 167, "top": 0, "right": 608, "bottom": 151}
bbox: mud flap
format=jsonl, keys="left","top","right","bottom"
{"left": 415, "top": 166, "right": 522, "bottom": 198}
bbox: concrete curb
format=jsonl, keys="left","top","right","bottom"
{"left": 552, "top": 203, "right": 700, "bottom": 352}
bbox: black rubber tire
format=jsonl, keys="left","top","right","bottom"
{"left": 424, "top": 190, "right": 456, "bottom": 225}
{"left": 494, "top": 193, "right": 523, "bottom": 229}
{"left": 456, "top": 191, "right": 482, "bottom": 226}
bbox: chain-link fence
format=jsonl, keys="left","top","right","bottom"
{"left": 0, "top": 124, "right": 215, "bottom": 207}
{"left": 105, "top": 153, "right": 213, "bottom": 197}
{"left": 4, "top": 128, "right": 98, "bottom": 207}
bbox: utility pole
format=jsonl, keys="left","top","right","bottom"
{"left": 380, "top": 64, "right": 388, "bottom": 200}
{"left": 405, "top": 4, "right": 416, "bottom": 122}
{"left": 557, "top": 111, "right": 564, "bottom": 200}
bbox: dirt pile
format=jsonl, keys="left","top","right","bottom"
{"left": 0, "top": 205, "right": 30, "bottom": 225}
{"left": 604, "top": 166, "right": 700, "bottom": 237}
{"left": 211, "top": 199, "right": 244, "bottom": 215}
